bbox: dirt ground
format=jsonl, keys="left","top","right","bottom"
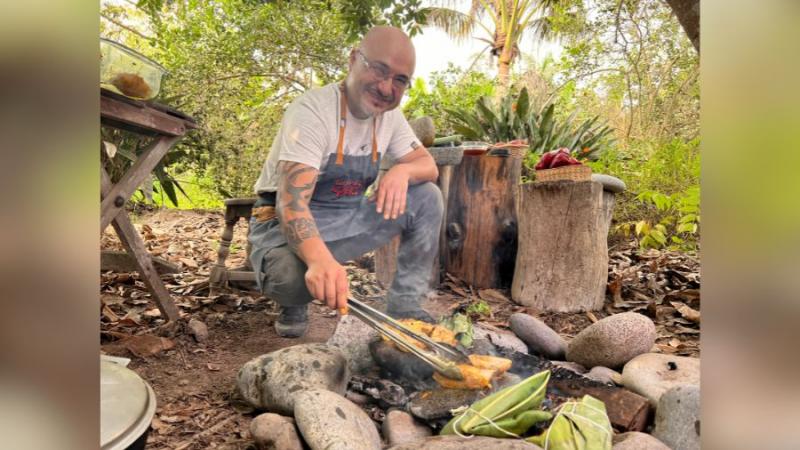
{"left": 100, "top": 208, "right": 700, "bottom": 449}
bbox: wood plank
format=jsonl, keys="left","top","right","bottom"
{"left": 101, "top": 94, "right": 188, "bottom": 136}
{"left": 102, "top": 168, "right": 181, "bottom": 321}
{"left": 100, "top": 135, "right": 180, "bottom": 232}
{"left": 102, "top": 250, "right": 180, "bottom": 274}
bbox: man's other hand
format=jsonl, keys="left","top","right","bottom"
{"left": 371, "top": 165, "right": 410, "bottom": 220}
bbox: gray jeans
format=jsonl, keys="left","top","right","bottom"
{"left": 252, "top": 181, "right": 444, "bottom": 312}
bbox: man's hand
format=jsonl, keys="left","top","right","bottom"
{"left": 305, "top": 257, "right": 349, "bottom": 311}
{"left": 372, "top": 165, "right": 410, "bottom": 220}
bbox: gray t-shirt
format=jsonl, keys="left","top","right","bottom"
{"left": 254, "top": 83, "right": 421, "bottom": 193}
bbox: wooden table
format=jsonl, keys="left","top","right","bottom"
{"left": 100, "top": 89, "right": 198, "bottom": 321}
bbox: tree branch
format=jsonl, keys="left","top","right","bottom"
{"left": 100, "top": 12, "right": 153, "bottom": 40}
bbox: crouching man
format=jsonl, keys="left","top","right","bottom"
{"left": 248, "top": 26, "right": 442, "bottom": 338}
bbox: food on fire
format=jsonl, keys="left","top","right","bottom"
{"left": 433, "top": 354, "right": 514, "bottom": 390}
{"left": 382, "top": 319, "right": 458, "bottom": 350}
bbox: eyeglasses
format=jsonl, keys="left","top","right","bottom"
{"left": 356, "top": 50, "right": 411, "bottom": 91}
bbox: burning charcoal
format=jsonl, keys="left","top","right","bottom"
{"left": 376, "top": 379, "right": 408, "bottom": 408}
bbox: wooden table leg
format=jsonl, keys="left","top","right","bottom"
{"left": 102, "top": 167, "right": 181, "bottom": 321}
{"left": 101, "top": 135, "right": 180, "bottom": 232}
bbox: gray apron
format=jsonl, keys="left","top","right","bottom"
{"left": 249, "top": 83, "right": 382, "bottom": 291}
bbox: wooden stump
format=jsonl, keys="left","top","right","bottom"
{"left": 444, "top": 152, "right": 521, "bottom": 288}
{"left": 511, "top": 180, "right": 615, "bottom": 312}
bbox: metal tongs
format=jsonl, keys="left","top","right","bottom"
{"left": 347, "top": 297, "right": 470, "bottom": 380}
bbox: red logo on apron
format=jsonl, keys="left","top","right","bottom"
{"left": 331, "top": 179, "right": 364, "bottom": 198}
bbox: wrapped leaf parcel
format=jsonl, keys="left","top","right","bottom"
{"left": 527, "top": 395, "right": 612, "bottom": 450}
{"left": 440, "top": 370, "right": 552, "bottom": 438}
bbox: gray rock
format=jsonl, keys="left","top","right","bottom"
{"left": 473, "top": 323, "right": 529, "bottom": 354}
{"left": 187, "top": 318, "right": 208, "bottom": 343}
{"left": 586, "top": 366, "right": 623, "bottom": 385}
{"left": 409, "top": 116, "right": 435, "bottom": 147}
{"left": 566, "top": 312, "right": 656, "bottom": 369}
{"left": 407, "top": 388, "right": 483, "bottom": 421}
{"left": 613, "top": 432, "right": 671, "bottom": 450}
{"left": 382, "top": 409, "right": 432, "bottom": 447}
{"left": 592, "top": 173, "right": 626, "bottom": 193}
{"left": 249, "top": 413, "right": 303, "bottom": 450}
{"left": 236, "top": 343, "right": 350, "bottom": 414}
{"left": 653, "top": 385, "right": 700, "bottom": 450}
{"left": 470, "top": 338, "right": 499, "bottom": 356}
{"left": 294, "top": 389, "right": 381, "bottom": 450}
{"left": 621, "top": 353, "right": 700, "bottom": 406}
{"left": 327, "top": 314, "right": 379, "bottom": 375}
{"left": 509, "top": 313, "right": 566, "bottom": 359}
{"left": 551, "top": 360, "right": 587, "bottom": 374}
{"left": 387, "top": 435, "right": 543, "bottom": 449}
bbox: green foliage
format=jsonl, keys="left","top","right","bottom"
{"left": 338, "top": 0, "right": 428, "bottom": 40}
{"left": 102, "top": 0, "right": 351, "bottom": 198}
{"left": 616, "top": 186, "right": 700, "bottom": 251}
{"left": 445, "top": 88, "right": 614, "bottom": 161}
{"left": 588, "top": 138, "right": 700, "bottom": 250}
{"left": 402, "top": 64, "right": 494, "bottom": 137}
{"left": 466, "top": 300, "right": 491, "bottom": 318}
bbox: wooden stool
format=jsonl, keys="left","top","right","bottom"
{"left": 209, "top": 198, "right": 258, "bottom": 292}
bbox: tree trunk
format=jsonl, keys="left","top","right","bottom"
{"left": 511, "top": 181, "right": 616, "bottom": 312}
{"left": 445, "top": 152, "right": 521, "bottom": 288}
{"left": 664, "top": 0, "right": 700, "bottom": 52}
{"left": 495, "top": 31, "right": 515, "bottom": 100}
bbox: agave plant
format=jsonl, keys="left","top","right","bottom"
{"left": 445, "top": 88, "right": 614, "bottom": 161}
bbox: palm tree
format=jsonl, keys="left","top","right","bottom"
{"left": 422, "top": 0, "right": 563, "bottom": 99}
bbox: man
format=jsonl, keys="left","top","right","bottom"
{"left": 248, "top": 26, "right": 443, "bottom": 338}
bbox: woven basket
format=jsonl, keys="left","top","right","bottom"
{"left": 535, "top": 164, "right": 592, "bottom": 182}
{"left": 489, "top": 143, "right": 528, "bottom": 158}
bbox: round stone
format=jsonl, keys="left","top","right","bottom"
{"left": 621, "top": 353, "right": 700, "bottom": 406}
{"left": 294, "top": 389, "right": 382, "bottom": 450}
{"left": 382, "top": 409, "right": 432, "bottom": 447}
{"left": 236, "top": 343, "right": 350, "bottom": 414}
{"left": 585, "top": 366, "right": 623, "bottom": 385}
{"left": 387, "top": 435, "right": 543, "bottom": 449}
{"left": 249, "top": 413, "right": 303, "bottom": 450}
{"left": 566, "top": 312, "right": 656, "bottom": 369}
{"left": 612, "top": 432, "right": 671, "bottom": 450}
{"left": 327, "top": 314, "right": 379, "bottom": 375}
{"left": 653, "top": 385, "right": 701, "bottom": 450}
{"left": 509, "top": 313, "right": 567, "bottom": 359}
{"left": 473, "top": 323, "right": 529, "bottom": 354}
{"left": 409, "top": 116, "right": 436, "bottom": 147}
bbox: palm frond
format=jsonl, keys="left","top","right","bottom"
{"left": 420, "top": 7, "right": 477, "bottom": 42}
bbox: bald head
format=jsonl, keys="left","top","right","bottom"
{"left": 344, "top": 26, "right": 416, "bottom": 118}
{"left": 360, "top": 26, "right": 416, "bottom": 77}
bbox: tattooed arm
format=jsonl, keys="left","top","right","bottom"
{"left": 276, "top": 161, "right": 349, "bottom": 310}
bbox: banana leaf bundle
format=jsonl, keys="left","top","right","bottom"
{"left": 527, "top": 395, "right": 612, "bottom": 450}
{"left": 440, "top": 370, "right": 552, "bottom": 438}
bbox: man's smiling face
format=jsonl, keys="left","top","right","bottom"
{"left": 345, "top": 27, "right": 415, "bottom": 119}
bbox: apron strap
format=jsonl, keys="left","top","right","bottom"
{"left": 337, "top": 83, "right": 379, "bottom": 166}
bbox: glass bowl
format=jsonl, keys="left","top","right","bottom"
{"left": 100, "top": 38, "right": 167, "bottom": 100}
